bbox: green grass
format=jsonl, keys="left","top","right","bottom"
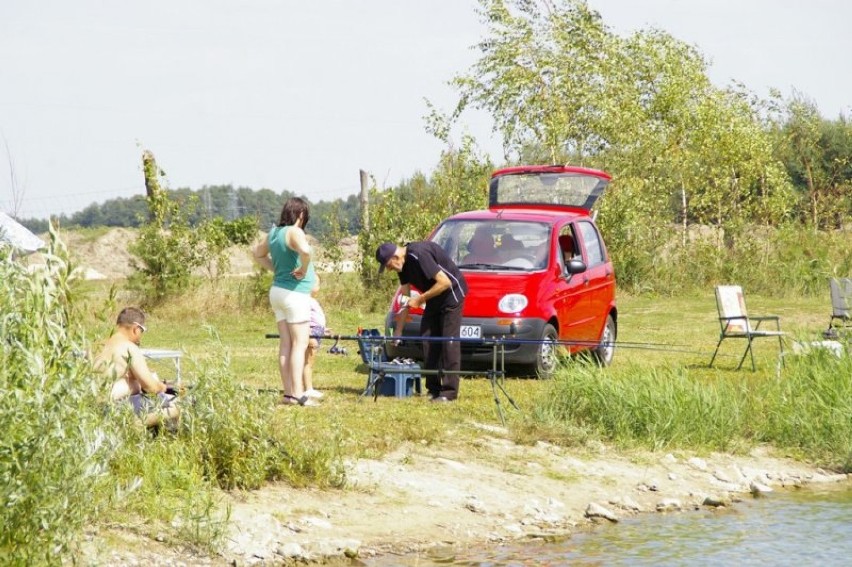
{"left": 529, "top": 290, "right": 852, "bottom": 467}
{"left": 113, "top": 278, "right": 840, "bottom": 463}
{"left": 112, "top": 276, "right": 847, "bottom": 470}
{"left": 6, "top": 230, "right": 852, "bottom": 562}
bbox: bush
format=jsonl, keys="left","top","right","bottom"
{"left": 130, "top": 152, "right": 259, "bottom": 303}
{"left": 604, "top": 221, "right": 852, "bottom": 296}
{"left": 0, "top": 231, "right": 114, "bottom": 564}
{"left": 102, "top": 329, "right": 346, "bottom": 550}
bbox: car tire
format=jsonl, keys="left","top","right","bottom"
{"left": 535, "top": 323, "right": 559, "bottom": 378}
{"left": 593, "top": 314, "right": 616, "bottom": 366}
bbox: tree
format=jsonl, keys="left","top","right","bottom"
{"left": 357, "top": 136, "right": 492, "bottom": 287}
{"left": 444, "top": 0, "right": 798, "bottom": 288}
{"left": 129, "top": 150, "right": 258, "bottom": 301}
{"left": 772, "top": 94, "right": 852, "bottom": 228}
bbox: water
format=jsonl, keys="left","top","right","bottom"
{"left": 366, "top": 486, "right": 852, "bottom": 566}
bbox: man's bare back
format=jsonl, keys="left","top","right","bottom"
{"left": 95, "top": 307, "right": 178, "bottom": 427}
{"left": 94, "top": 332, "right": 158, "bottom": 401}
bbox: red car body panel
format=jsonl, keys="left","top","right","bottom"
{"left": 385, "top": 165, "right": 617, "bottom": 372}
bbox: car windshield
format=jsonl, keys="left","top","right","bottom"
{"left": 431, "top": 220, "right": 551, "bottom": 271}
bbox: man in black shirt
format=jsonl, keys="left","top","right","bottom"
{"left": 376, "top": 241, "right": 468, "bottom": 402}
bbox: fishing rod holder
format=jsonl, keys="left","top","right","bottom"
{"left": 266, "top": 331, "right": 519, "bottom": 425}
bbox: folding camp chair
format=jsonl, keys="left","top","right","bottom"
{"left": 357, "top": 329, "right": 422, "bottom": 398}
{"left": 708, "top": 285, "right": 785, "bottom": 371}
{"left": 827, "top": 277, "right": 852, "bottom": 336}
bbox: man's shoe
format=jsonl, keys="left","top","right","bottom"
{"left": 430, "top": 396, "right": 451, "bottom": 403}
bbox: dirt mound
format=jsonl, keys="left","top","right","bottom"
{"left": 67, "top": 228, "right": 137, "bottom": 279}
{"left": 26, "top": 228, "right": 137, "bottom": 279}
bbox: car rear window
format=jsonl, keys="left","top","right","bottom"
{"left": 490, "top": 172, "right": 608, "bottom": 210}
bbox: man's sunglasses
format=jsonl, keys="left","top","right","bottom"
{"left": 135, "top": 322, "right": 147, "bottom": 334}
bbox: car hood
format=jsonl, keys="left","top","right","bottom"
{"left": 461, "top": 270, "right": 549, "bottom": 317}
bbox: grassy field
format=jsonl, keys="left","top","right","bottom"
{"left": 4, "top": 253, "right": 850, "bottom": 561}
{"left": 122, "top": 273, "right": 838, "bottom": 458}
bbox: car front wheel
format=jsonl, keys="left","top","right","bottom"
{"left": 535, "top": 323, "right": 559, "bottom": 378}
{"left": 593, "top": 314, "right": 616, "bottom": 366}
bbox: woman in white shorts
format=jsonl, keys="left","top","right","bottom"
{"left": 253, "top": 197, "right": 318, "bottom": 406}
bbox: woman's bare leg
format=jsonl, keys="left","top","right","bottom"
{"left": 288, "top": 321, "right": 310, "bottom": 398}
{"left": 277, "top": 319, "right": 293, "bottom": 396}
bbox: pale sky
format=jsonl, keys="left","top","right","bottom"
{"left": 1, "top": 0, "right": 850, "bottom": 219}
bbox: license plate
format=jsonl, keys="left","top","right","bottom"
{"left": 460, "top": 325, "right": 482, "bottom": 339}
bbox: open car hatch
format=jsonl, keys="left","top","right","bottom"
{"left": 488, "top": 165, "right": 611, "bottom": 212}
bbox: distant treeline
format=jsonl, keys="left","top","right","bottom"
{"left": 20, "top": 186, "right": 363, "bottom": 242}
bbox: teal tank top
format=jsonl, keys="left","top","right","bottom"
{"left": 268, "top": 226, "right": 316, "bottom": 293}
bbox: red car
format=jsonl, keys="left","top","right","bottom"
{"left": 385, "top": 165, "right": 617, "bottom": 376}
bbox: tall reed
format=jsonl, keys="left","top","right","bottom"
{"left": 0, "top": 234, "right": 114, "bottom": 564}
{"left": 536, "top": 352, "right": 852, "bottom": 471}
{"left": 616, "top": 223, "right": 852, "bottom": 296}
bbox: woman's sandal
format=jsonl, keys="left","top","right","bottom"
{"left": 281, "top": 394, "right": 319, "bottom": 407}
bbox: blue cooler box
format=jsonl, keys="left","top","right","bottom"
{"left": 376, "top": 368, "right": 422, "bottom": 397}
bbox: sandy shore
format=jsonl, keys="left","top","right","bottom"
{"left": 88, "top": 422, "right": 849, "bottom": 566}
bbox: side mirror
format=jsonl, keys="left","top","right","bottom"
{"left": 565, "top": 259, "right": 587, "bottom": 275}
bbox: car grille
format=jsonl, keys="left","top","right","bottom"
{"left": 461, "top": 341, "right": 522, "bottom": 355}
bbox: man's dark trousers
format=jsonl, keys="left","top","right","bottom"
{"left": 420, "top": 302, "right": 464, "bottom": 400}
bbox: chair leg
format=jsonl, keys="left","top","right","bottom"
{"left": 736, "top": 338, "right": 755, "bottom": 371}
{"left": 709, "top": 338, "right": 724, "bottom": 368}
{"left": 374, "top": 370, "right": 385, "bottom": 400}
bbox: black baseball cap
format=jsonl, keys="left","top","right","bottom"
{"left": 375, "top": 242, "right": 397, "bottom": 273}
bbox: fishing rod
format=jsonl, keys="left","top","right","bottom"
{"left": 264, "top": 332, "right": 706, "bottom": 356}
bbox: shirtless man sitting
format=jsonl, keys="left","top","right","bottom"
{"left": 94, "top": 307, "right": 180, "bottom": 428}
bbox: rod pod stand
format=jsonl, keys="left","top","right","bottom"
{"left": 266, "top": 332, "right": 520, "bottom": 425}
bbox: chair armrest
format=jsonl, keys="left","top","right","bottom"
{"left": 749, "top": 315, "right": 782, "bottom": 332}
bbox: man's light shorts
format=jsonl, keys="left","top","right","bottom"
{"left": 269, "top": 286, "right": 311, "bottom": 323}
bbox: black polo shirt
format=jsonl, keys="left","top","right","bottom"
{"left": 398, "top": 241, "right": 467, "bottom": 309}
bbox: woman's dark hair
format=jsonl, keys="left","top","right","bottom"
{"left": 277, "top": 197, "right": 310, "bottom": 228}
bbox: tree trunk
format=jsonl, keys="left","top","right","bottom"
{"left": 141, "top": 150, "right": 162, "bottom": 223}
{"left": 359, "top": 169, "right": 370, "bottom": 233}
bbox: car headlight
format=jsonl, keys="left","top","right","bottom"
{"left": 498, "top": 294, "right": 528, "bottom": 314}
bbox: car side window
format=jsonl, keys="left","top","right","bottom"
{"left": 557, "top": 226, "right": 578, "bottom": 268}
{"left": 578, "top": 221, "right": 605, "bottom": 267}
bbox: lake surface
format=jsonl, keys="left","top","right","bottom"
{"left": 366, "top": 485, "right": 852, "bottom": 566}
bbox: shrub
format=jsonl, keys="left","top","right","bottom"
{"left": 130, "top": 151, "right": 259, "bottom": 302}
{"left": 102, "top": 329, "right": 345, "bottom": 550}
{"left": 0, "top": 230, "right": 114, "bottom": 564}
